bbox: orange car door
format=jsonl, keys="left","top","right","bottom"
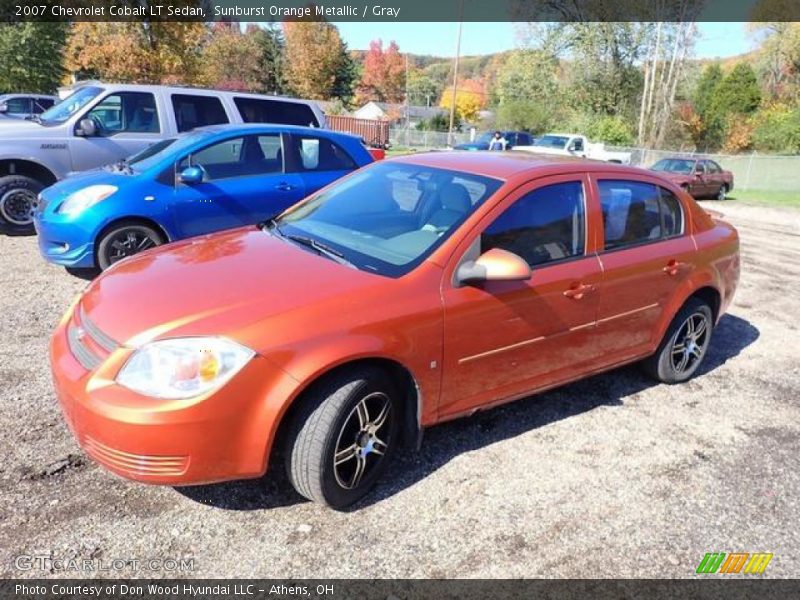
{"left": 439, "top": 175, "right": 604, "bottom": 419}
{"left": 590, "top": 176, "right": 696, "bottom": 362}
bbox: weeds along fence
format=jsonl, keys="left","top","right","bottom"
{"left": 390, "top": 127, "right": 800, "bottom": 193}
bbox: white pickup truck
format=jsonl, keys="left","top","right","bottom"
{"left": 515, "top": 133, "right": 631, "bottom": 164}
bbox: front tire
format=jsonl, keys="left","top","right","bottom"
{"left": 0, "top": 175, "right": 44, "bottom": 234}
{"left": 285, "top": 367, "right": 399, "bottom": 509}
{"left": 642, "top": 298, "right": 713, "bottom": 384}
{"left": 96, "top": 221, "right": 164, "bottom": 270}
{"left": 716, "top": 184, "right": 728, "bottom": 200}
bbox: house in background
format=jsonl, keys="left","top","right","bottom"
{"left": 352, "top": 101, "right": 446, "bottom": 128}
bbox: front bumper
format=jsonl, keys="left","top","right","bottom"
{"left": 34, "top": 211, "right": 96, "bottom": 268}
{"left": 50, "top": 302, "right": 297, "bottom": 485}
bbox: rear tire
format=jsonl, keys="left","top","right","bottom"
{"left": 0, "top": 175, "right": 44, "bottom": 234}
{"left": 642, "top": 298, "right": 713, "bottom": 384}
{"left": 285, "top": 367, "right": 399, "bottom": 509}
{"left": 96, "top": 221, "right": 164, "bottom": 270}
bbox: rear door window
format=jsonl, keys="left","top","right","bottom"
{"left": 171, "top": 94, "right": 229, "bottom": 132}
{"left": 599, "top": 180, "right": 686, "bottom": 250}
{"left": 287, "top": 135, "right": 356, "bottom": 172}
{"left": 5, "top": 97, "right": 32, "bottom": 115}
{"left": 234, "top": 97, "right": 320, "bottom": 127}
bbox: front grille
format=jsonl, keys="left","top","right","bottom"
{"left": 83, "top": 435, "right": 189, "bottom": 477}
{"left": 67, "top": 304, "right": 120, "bottom": 371}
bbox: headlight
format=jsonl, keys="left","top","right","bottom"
{"left": 57, "top": 184, "right": 117, "bottom": 215}
{"left": 116, "top": 337, "right": 255, "bottom": 400}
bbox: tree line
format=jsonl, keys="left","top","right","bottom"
{"left": 1, "top": 20, "right": 799, "bottom": 154}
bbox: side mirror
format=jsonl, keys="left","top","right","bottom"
{"left": 456, "top": 248, "right": 532, "bottom": 285}
{"left": 75, "top": 118, "right": 96, "bottom": 137}
{"left": 0, "top": 103, "right": 7, "bottom": 113}
{"left": 179, "top": 166, "right": 204, "bottom": 185}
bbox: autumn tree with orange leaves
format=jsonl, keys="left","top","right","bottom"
{"left": 282, "top": 21, "right": 357, "bottom": 103}
{"left": 65, "top": 22, "right": 207, "bottom": 85}
{"left": 356, "top": 39, "right": 405, "bottom": 104}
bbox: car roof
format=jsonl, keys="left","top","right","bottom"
{"left": 189, "top": 123, "right": 362, "bottom": 143}
{"left": 76, "top": 82, "right": 317, "bottom": 106}
{"left": 388, "top": 150, "right": 642, "bottom": 180}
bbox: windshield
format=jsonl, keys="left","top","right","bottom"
{"left": 127, "top": 131, "right": 210, "bottom": 173}
{"left": 127, "top": 138, "right": 177, "bottom": 171}
{"left": 39, "top": 86, "right": 102, "bottom": 124}
{"left": 274, "top": 162, "right": 503, "bottom": 277}
{"left": 652, "top": 158, "right": 695, "bottom": 174}
{"left": 533, "top": 135, "right": 570, "bottom": 149}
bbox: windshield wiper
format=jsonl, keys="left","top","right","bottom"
{"left": 284, "top": 234, "right": 355, "bottom": 268}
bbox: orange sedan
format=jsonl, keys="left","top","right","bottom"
{"left": 50, "top": 152, "right": 740, "bottom": 509}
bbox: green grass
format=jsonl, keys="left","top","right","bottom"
{"left": 728, "top": 189, "right": 800, "bottom": 207}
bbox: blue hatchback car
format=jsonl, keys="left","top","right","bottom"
{"left": 34, "top": 124, "right": 373, "bottom": 271}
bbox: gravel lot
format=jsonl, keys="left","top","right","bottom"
{"left": 1, "top": 199, "right": 798, "bottom": 579}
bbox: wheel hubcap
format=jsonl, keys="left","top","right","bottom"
{"left": 670, "top": 312, "right": 709, "bottom": 374}
{"left": 0, "top": 188, "right": 37, "bottom": 226}
{"left": 333, "top": 391, "right": 392, "bottom": 490}
{"left": 106, "top": 229, "right": 157, "bottom": 264}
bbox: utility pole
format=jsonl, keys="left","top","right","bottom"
{"left": 405, "top": 52, "right": 410, "bottom": 147}
{"left": 448, "top": 2, "right": 464, "bottom": 147}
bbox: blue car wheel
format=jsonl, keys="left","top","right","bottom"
{"left": 96, "top": 221, "right": 165, "bottom": 270}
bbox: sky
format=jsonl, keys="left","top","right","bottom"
{"left": 332, "top": 22, "right": 752, "bottom": 59}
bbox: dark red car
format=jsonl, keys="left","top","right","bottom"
{"left": 651, "top": 158, "right": 734, "bottom": 200}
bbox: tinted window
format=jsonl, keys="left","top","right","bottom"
{"left": 179, "top": 134, "right": 282, "bottom": 180}
{"left": 86, "top": 92, "right": 159, "bottom": 134}
{"left": 5, "top": 97, "right": 31, "bottom": 114}
{"left": 659, "top": 187, "right": 684, "bottom": 238}
{"left": 287, "top": 135, "right": 356, "bottom": 172}
{"left": 234, "top": 97, "right": 319, "bottom": 127}
{"left": 34, "top": 98, "right": 54, "bottom": 112}
{"left": 172, "top": 94, "right": 228, "bottom": 132}
{"left": 571, "top": 138, "right": 584, "bottom": 152}
{"left": 599, "top": 181, "right": 662, "bottom": 249}
{"left": 482, "top": 181, "right": 585, "bottom": 267}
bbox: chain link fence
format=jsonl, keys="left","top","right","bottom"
{"left": 390, "top": 127, "right": 800, "bottom": 192}
{"left": 609, "top": 147, "right": 800, "bottom": 192}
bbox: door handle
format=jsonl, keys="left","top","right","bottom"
{"left": 663, "top": 259, "right": 685, "bottom": 276}
{"left": 275, "top": 182, "right": 294, "bottom": 192}
{"left": 563, "top": 283, "right": 594, "bottom": 300}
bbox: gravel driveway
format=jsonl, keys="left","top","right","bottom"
{"left": 1, "top": 200, "right": 798, "bottom": 579}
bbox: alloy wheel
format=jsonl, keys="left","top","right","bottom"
{"left": 332, "top": 391, "right": 392, "bottom": 490}
{"left": 106, "top": 229, "right": 158, "bottom": 264}
{"left": 670, "top": 312, "right": 710, "bottom": 375}
{"left": 0, "top": 188, "right": 37, "bottom": 226}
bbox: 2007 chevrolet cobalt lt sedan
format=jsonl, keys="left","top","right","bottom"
{"left": 50, "top": 152, "right": 740, "bottom": 509}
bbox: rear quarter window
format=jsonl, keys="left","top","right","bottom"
{"left": 234, "top": 97, "right": 320, "bottom": 127}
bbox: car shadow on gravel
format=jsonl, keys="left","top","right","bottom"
{"left": 175, "top": 313, "right": 759, "bottom": 512}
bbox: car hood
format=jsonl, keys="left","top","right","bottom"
{"left": 79, "top": 227, "right": 386, "bottom": 353}
{"left": 0, "top": 118, "right": 58, "bottom": 138}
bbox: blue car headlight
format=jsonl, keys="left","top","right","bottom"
{"left": 57, "top": 185, "right": 117, "bottom": 216}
